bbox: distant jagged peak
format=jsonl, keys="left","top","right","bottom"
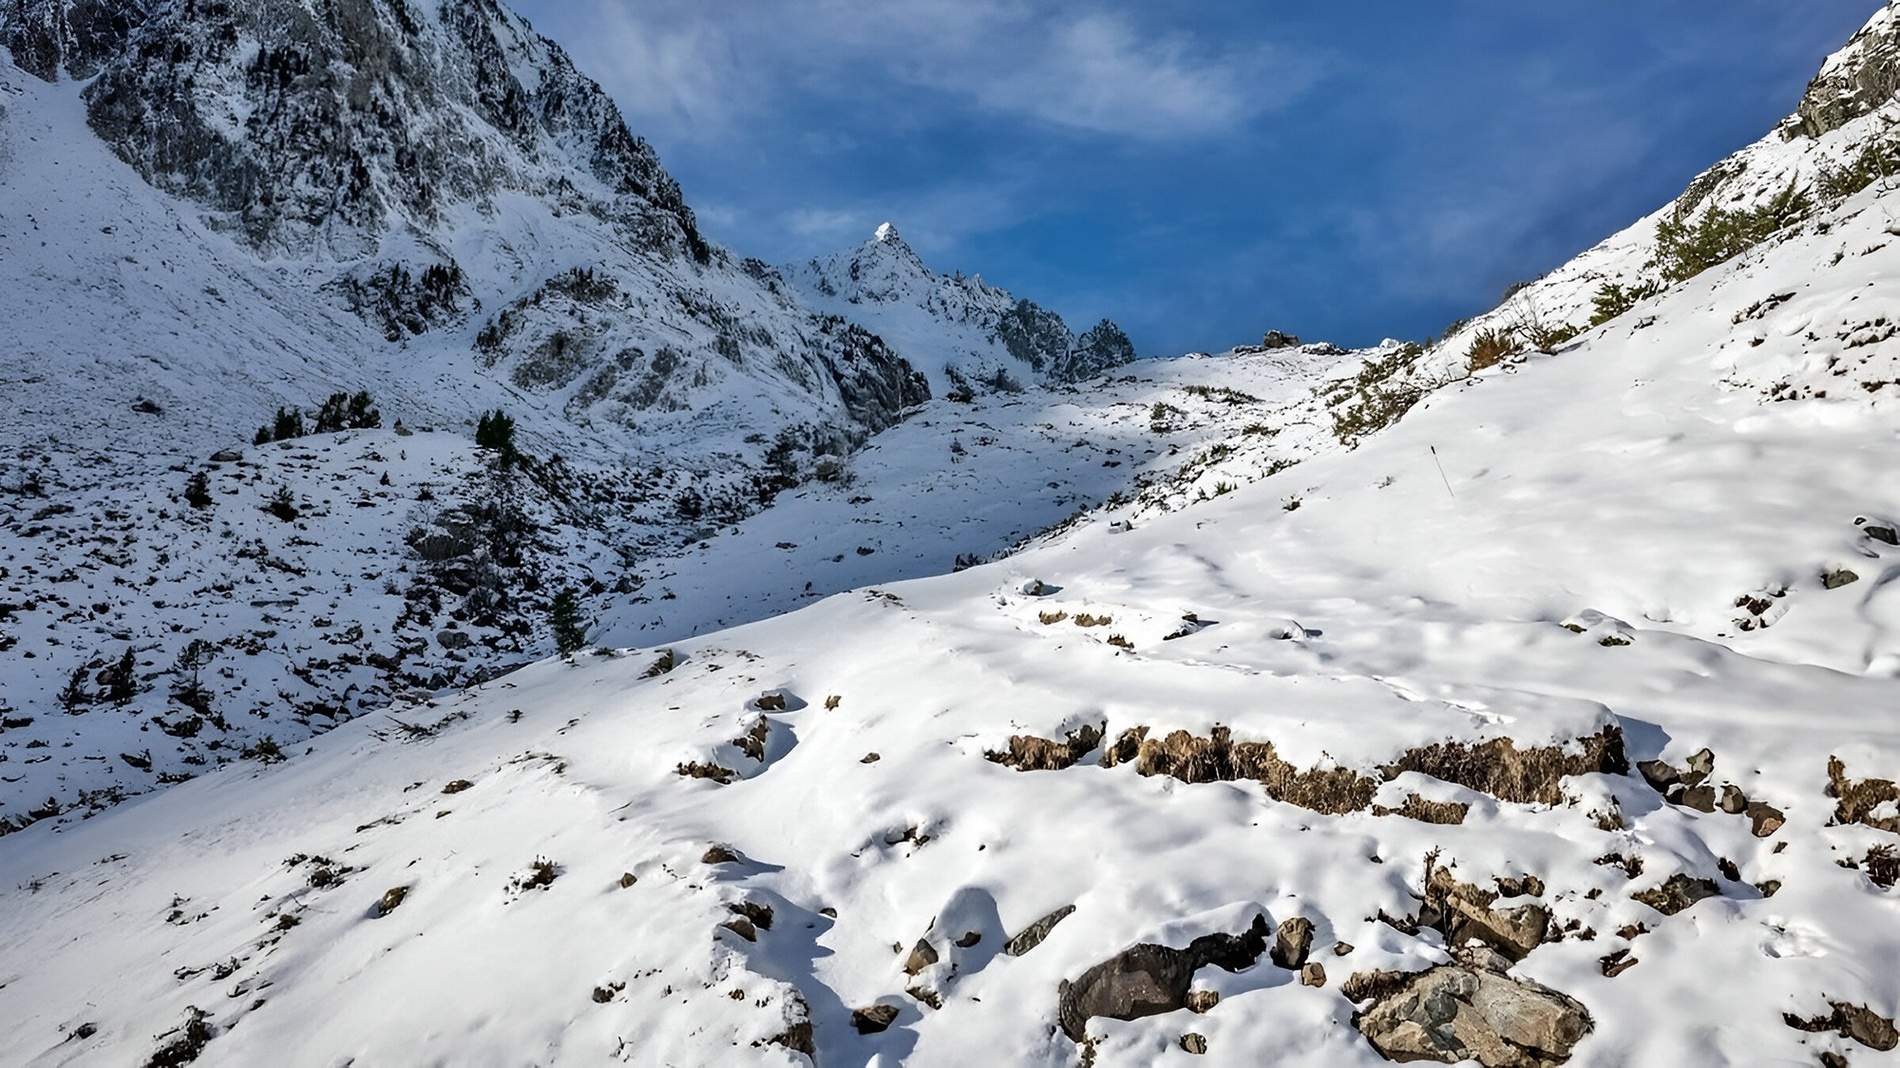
{"left": 873, "top": 220, "right": 905, "bottom": 246}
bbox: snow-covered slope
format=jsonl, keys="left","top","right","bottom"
{"left": 787, "top": 223, "right": 1136, "bottom": 398}
{"left": 7, "top": 6, "right": 1900, "bottom": 1066}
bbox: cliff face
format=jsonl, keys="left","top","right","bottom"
{"left": 1784, "top": 0, "right": 1900, "bottom": 139}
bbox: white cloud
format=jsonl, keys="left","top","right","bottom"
{"left": 529, "top": 1, "right": 1315, "bottom": 142}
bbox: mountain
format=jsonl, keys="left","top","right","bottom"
{"left": 0, "top": 0, "right": 995, "bottom": 827}
{"left": 787, "top": 222, "right": 1136, "bottom": 397}
{"left": 6, "top": 4, "right": 1900, "bottom": 1066}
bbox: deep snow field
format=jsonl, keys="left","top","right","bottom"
{"left": 8, "top": 143, "right": 1900, "bottom": 1065}
{"left": 8, "top": 2, "right": 1900, "bottom": 1066}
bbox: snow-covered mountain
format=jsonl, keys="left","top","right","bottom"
{"left": 787, "top": 222, "right": 1136, "bottom": 397}
{"left": 0, "top": 0, "right": 1117, "bottom": 828}
{"left": 8, "top": 2, "right": 1900, "bottom": 1067}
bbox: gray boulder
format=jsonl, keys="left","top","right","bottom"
{"left": 1353, "top": 964, "right": 1593, "bottom": 1066}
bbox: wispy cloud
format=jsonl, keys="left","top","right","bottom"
{"left": 547, "top": 0, "right": 1317, "bottom": 143}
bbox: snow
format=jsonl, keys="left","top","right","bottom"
{"left": 5, "top": 2, "right": 1900, "bottom": 1066}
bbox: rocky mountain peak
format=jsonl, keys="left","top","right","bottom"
{"left": 1782, "top": 0, "right": 1900, "bottom": 139}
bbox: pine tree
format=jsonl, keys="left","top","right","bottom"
{"left": 58, "top": 665, "right": 90, "bottom": 714}
{"left": 172, "top": 639, "right": 215, "bottom": 710}
{"left": 272, "top": 406, "right": 306, "bottom": 442}
{"left": 347, "top": 390, "right": 381, "bottom": 429}
{"left": 475, "top": 409, "right": 517, "bottom": 463}
{"left": 183, "top": 470, "right": 212, "bottom": 509}
{"left": 549, "top": 588, "right": 588, "bottom": 655}
{"left": 102, "top": 648, "right": 140, "bottom": 706}
{"left": 314, "top": 392, "right": 352, "bottom": 434}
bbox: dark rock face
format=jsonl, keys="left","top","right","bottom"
{"left": 817, "top": 319, "right": 932, "bottom": 436}
{"left": 31, "top": 0, "right": 700, "bottom": 259}
{"left": 1351, "top": 963, "right": 1593, "bottom": 1066}
{"left": 0, "top": 0, "right": 152, "bottom": 81}
{"left": 1271, "top": 917, "right": 1314, "bottom": 970}
{"left": 1057, "top": 913, "right": 1270, "bottom": 1041}
{"left": 1784, "top": 8, "right": 1900, "bottom": 140}
{"left": 1004, "top": 905, "right": 1077, "bottom": 957}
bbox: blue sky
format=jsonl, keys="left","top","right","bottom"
{"left": 513, "top": 1, "right": 1883, "bottom": 355}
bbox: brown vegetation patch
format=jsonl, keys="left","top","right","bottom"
{"left": 1381, "top": 728, "right": 1628, "bottom": 805}
{"left": 1828, "top": 756, "right": 1900, "bottom": 832}
{"left": 1374, "top": 794, "right": 1470, "bottom": 825}
{"left": 988, "top": 724, "right": 1105, "bottom": 771}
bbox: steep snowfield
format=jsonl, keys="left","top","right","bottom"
{"left": 0, "top": 0, "right": 1118, "bottom": 830}
{"left": 10, "top": 64, "right": 1900, "bottom": 1063}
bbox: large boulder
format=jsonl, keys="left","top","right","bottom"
{"left": 1057, "top": 914, "right": 1270, "bottom": 1041}
{"left": 1352, "top": 963, "right": 1593, "bottom": 1066}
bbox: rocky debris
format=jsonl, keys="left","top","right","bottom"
{"left": 1386, "top": 855, "right": 1552, "bottom": 963}
{"left": 852, "top": 1004, "right": 900, "bottom": 1035}
{"left": 1495, "top": 876, "right": 1545, "bottom": 899}
{"left": 1261, "top": 331, "right": 1303, "bottom": 350}
{"left": 209, "top": 448, "right": 243, "bottom": 463}
{"left": 1186, "top": 990, "right": 1220, "bottom": 1013}
{"left": 1181, "top": 1032, "right": 1209, "bottom": 1055}
{"left": 1785, "top": 1002, "right": 1900, "bottom": 1052}
{"left": 701, "top": 845, "right": 743, "bottom": 865}
{"left": 1858, "top": 518, "right": 1900, "bottom": 546}
{"left": 1350, "top": 958, "right": 1594, "bottom": 1067}
{"left": 1599, "top": 949, "right": 1638, "bottom": 978}
{"left": 1748, "top": 801, "right": 1787, "bottom": 838}
{"left": 754, "top": 692, "right": 787, "bottom": 712}
{"left": 1630, "top": 874, "right": 1721, "bottom": 917}
{"left": 770, "top": 1000, "right": 817, "bottom": 1061}
{"left": 1005, "top": 904, "right": 1077, "bottom": 957}
{"left": 1101, "top": 725, "right": 1377, "bottom": 815}
{"left": 373, "top": 886, "right": 408, "bottom": 918}
{"left": 1056, "top": 913, "right": 1271, "bottom": 1041}
{"left": 904, "top": 938, "right": 940, "bottom": 976}
{"left": 1302, "top": 963, "right": 1328, "bottom": 987}
{"left": 987, "top": 724, "right": 1104, "bottom": 772}
{"left": 728, "top": 902, "right": 774, "bottom": 932}
{"left": 1373, "top": 794, "right": 1470, "bottom": 825}
{"left": 1824, "top": 568, "right": 1862, "bottom": 590}
{"left": 1827, "top": 757, "right": 1900, "bottom": 832}
{"left": 1638, "top": 749, "right": 1783, "bottom": 835}
{"left": 906, "top": 985, "right": 944, "bottom": 1011}
{"left": 721, "top": 917, "right": 758, "bottom": 942}
{"left": 1271, "top": 917, "right": 1315, "bottom": 970}
{"left": 677, "top": 761, "right": 740, "bottom": 785}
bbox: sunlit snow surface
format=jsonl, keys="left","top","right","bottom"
{"left": 11, "top": 9, "right": 1900, "bottom": 1068}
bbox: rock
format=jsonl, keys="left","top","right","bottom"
{"left": 1820, "top": 1052, "right": 1849, "bottom": 1068}
{"left": 1261, "top": 330, "right": 1302, "bottom": 349}
{"left": 210, "top": 448, "right": 243, "bottom": 463}
{"left": 1353, "top": 965, "right": 1594, "bottom": 1067}
{"left": 1825, "top": 569, "right": 1862, "bottom": 590}
{"left": 701, "top": 845, "right": 742, "bottom": 865}
{"left": 1637, "top": 759, "right": 1681, "bottom": 791}
{"left": 988, "top": 725, "right": 1104, "bottom": 772}
{"left": 1631, "top": 874, "right": 1721, "bottom": 916}
{"left": 1005, "top": 904, "right": 1076, "bottom": 957}
{"left": 906, "top": 985, "right": 944, "bottom": 1010}
{"left": 1680, "top": 785, "right": 1718, "bottom": 813}
{"left": 1786, "top": 1002, "right": 1900, "bottom": 1052}
{"left": 1495, "top": 876, "right": 1546, "bottom": 899}
{"left": 851, "top": 1004, "right": 900, "bottom": 1035}
{"left": 1057, "top": 914, "right": 1269, "bottom": 1041}
{"left": 903, "top": 938, "right": 939, "bottom": 976}
{"left": 1334, "top": 942, "right": 1356, "bottom": 957}
{"left": 1719, "top": 785, "right": 1749, "bottom": 814}
{"left": 954, "top": 930, "right": 981, "bottom": 949}
{"left": 721, "top": 917, "right": 757, "bottom": 942}
{"left": 1181, "top": 1033, "right": 1209, "bottom": 1055}
{"left": 435, "top": 629, "right": 473, "bottom": 650}
{"left": 1681, "top": 748, "right": 1716, "bottom": 788}
{"left": 1302, "top": 963, "right": 1328, "bottom": 987}
{"left": 1186, "top": 990, "right": 1220, "bottom": 1014}
{"left": 770, "top": 1017, "right": 816, "bottom": 1060}
{"left": 1746, "top": 801, "right": 1786, "bottom": 838}
{"left": 1599, "top": 950, "right": 1638, "bottom": 978}
{"left": 754, "top": 692, "right": 786, "bottom": 711}
{"left": 1718, "top": 858, "right": 1742, "bottom": 882}
{"left": 1272, "top": 916, "right": 1315, "bottom": 970}
{"left": 1864, "top": 524, "right": 1900, "bottom": 546}
{"left": 374, "top": 886, "right": 408, "bottom": 917}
